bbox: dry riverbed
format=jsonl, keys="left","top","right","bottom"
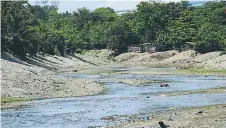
{"left": 1, "top": 50, "right": 226, "bottom": 112}
{"left": 102, "top": 86, "right": 226, "bottom": 128}
{"left": 114, "top": 79, "right": 169, "bottom": 86}
{"left": 1, "top": 50, "right": 120, "bottom": 109}
{"left": 106, "top": 104, "right": 226, "bottom": 128}
{"left": 141, "top": 86, "right": 226, "bottom": 97}
{"left": 0, "top": 59, "right": 105, "bottom": 109}
{"left": 114, "top": 68, "right": 226, "bottom": 76}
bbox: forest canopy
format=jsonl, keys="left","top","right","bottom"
{"left": 1, "top": 1, "right": 226, "bottom": 60}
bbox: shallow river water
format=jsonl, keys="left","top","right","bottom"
{"left": 2, "top": 68, "right": 226, "bottom": 128}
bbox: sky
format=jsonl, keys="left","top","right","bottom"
{"left": 28, "top": 0, "right": 214, "bottom": 13}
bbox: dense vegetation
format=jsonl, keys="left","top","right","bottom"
{"left": 1, "top": 1, "right": 226, "bottom": 59}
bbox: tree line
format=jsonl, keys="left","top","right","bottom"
{"left": 1, "top": 1, "right": 226, "bottom": 60}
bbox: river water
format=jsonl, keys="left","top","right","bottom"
{"left": 2, "top": 68, "right": 226, "bottom": 128}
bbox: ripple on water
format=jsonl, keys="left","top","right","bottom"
{"left": 2, "top": 68, "right": 226, "bottom": 128}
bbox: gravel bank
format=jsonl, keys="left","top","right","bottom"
{"left": 106, "top": 104, "right": 226, "bottom": 128}
{"left": 115, "top": 50, "right": 226, "bottom": 70}
{"left": 113, "top": 79, "right": 168, "bottom": 86}
{"left": 1, "top": 50, "right": 226, "bottom": 109}
{"left": 1, "top": 51, "right": 114, "bottom": 108}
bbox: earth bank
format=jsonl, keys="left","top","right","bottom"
{"left": 1, "top": 50, "right": 116, "bottom": 108}
{"left": 1, "top": 50, "right": 226, "bottom": 109}
{"left": 105, "top": 104, "right": 226, "bottom": 128}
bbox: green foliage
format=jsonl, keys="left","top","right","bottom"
{"left": 156, "top": 1, "right": 226, "bottom": 52}
{"left": 1, "top": 97, "right": 31, "bottom": 104}
{"left": 1, "top": 1, "right": 226, "bottom": 59}
{"left": 1, "top": 1, "right": 41, "bottom": 59}
{"left": 93, "top": 7, "right": 117, "bottom": 22}
{"left": 75, "top": 48, "right": 83, "bottom": 54}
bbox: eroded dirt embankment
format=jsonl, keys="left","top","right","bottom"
{"left": 115, "top": 50, "right": 226, "bottom": 70}
{"left": 1, "top": 50, "right": 116, "bottom": 108}
{"left": 1, "top": 50, "right": 226, "bottom": 108}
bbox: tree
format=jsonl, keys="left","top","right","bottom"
{"left": 1, "top": 1, "right": 41, "bottom": 59}
{"left": 2, "top": 1, "right": 225, "bottom": 57}
{"left": 93, "top": 7, "right": 118, "bottom": 22}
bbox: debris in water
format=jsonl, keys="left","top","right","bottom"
{"left": 117, "top": 81, "right": 123, "bottom": 84}
{"left": 160, "top": 84, "right": 169, "bottom": 87}
{"left": 101, "top": 116, "right": 115, "bottom": 120}
{"left": 36, "top": 97, "right": 41, "bottom": 100}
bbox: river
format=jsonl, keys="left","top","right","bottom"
{"left": 2, "top": 68, "right": 226, "bottom": 128}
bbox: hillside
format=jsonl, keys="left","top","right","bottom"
{"left": 115, "top": 50, "right": 226, "bottom": 70}
{"left": 1, "top": 51, "right": 117, "bottom": 108}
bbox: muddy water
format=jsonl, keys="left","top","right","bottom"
{"left": 2, "top": 68, "right": 226, "bottom": 128}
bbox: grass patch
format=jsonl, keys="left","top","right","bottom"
{"left": 177, "top": 68, "right": 226, "bottom": 75}
{"left": 160, "top": 86, "right": 226, "bottom": 96}
{"left": 79, "top": 69, "right": 124, "bottom": 75}
{"left": 1, "top": 97, "right": 30, "bottom": 105}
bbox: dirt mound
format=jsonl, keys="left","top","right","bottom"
{"left": 115, "top": 50, "right": 178, "bottom": 63}
{"left": 194, "top": 52, "right": 221, "bottom": 63}
{"left": 162, "top": 50, "right": 197, "bottom": 63}
{"left": 202, "top": 54, "right": 226, "bottom": 70}
{"left": 1, "top": 50, "right": 120, "bottom": 107}
{"left": 138, "top": 50, "right": 178, "bottom": 62}
{"left": 115, "top": 52, "right": 138, "bottom": 62}
{"left": 82, "top": 49, "right": 114, "bottom": 59}
{"left": 114, "top": 50, "right": 200, "bottom": 68}
{"left": 1, "top": 55, "right": 104, "bottom": 105}
{"left": 146, "top": 50, "right": 198, "bottom": 68}
{"left": 114, "top": 50, "right": 226, "bottom": 70}
{"left": 123, "top": 53, "right": 150, "bottom": 62}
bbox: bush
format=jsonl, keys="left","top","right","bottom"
{"left": 75, "top": 48, "right": 83, "bottom": 54}
{"left": 220, "top": 50, "right": 226, "bottom": 55}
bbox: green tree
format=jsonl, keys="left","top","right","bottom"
{"left": 1, "top": 1, "right": 41, "bottom": 59}
{"left": 93, "top": 7, "right": 118, "bottom": 22}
